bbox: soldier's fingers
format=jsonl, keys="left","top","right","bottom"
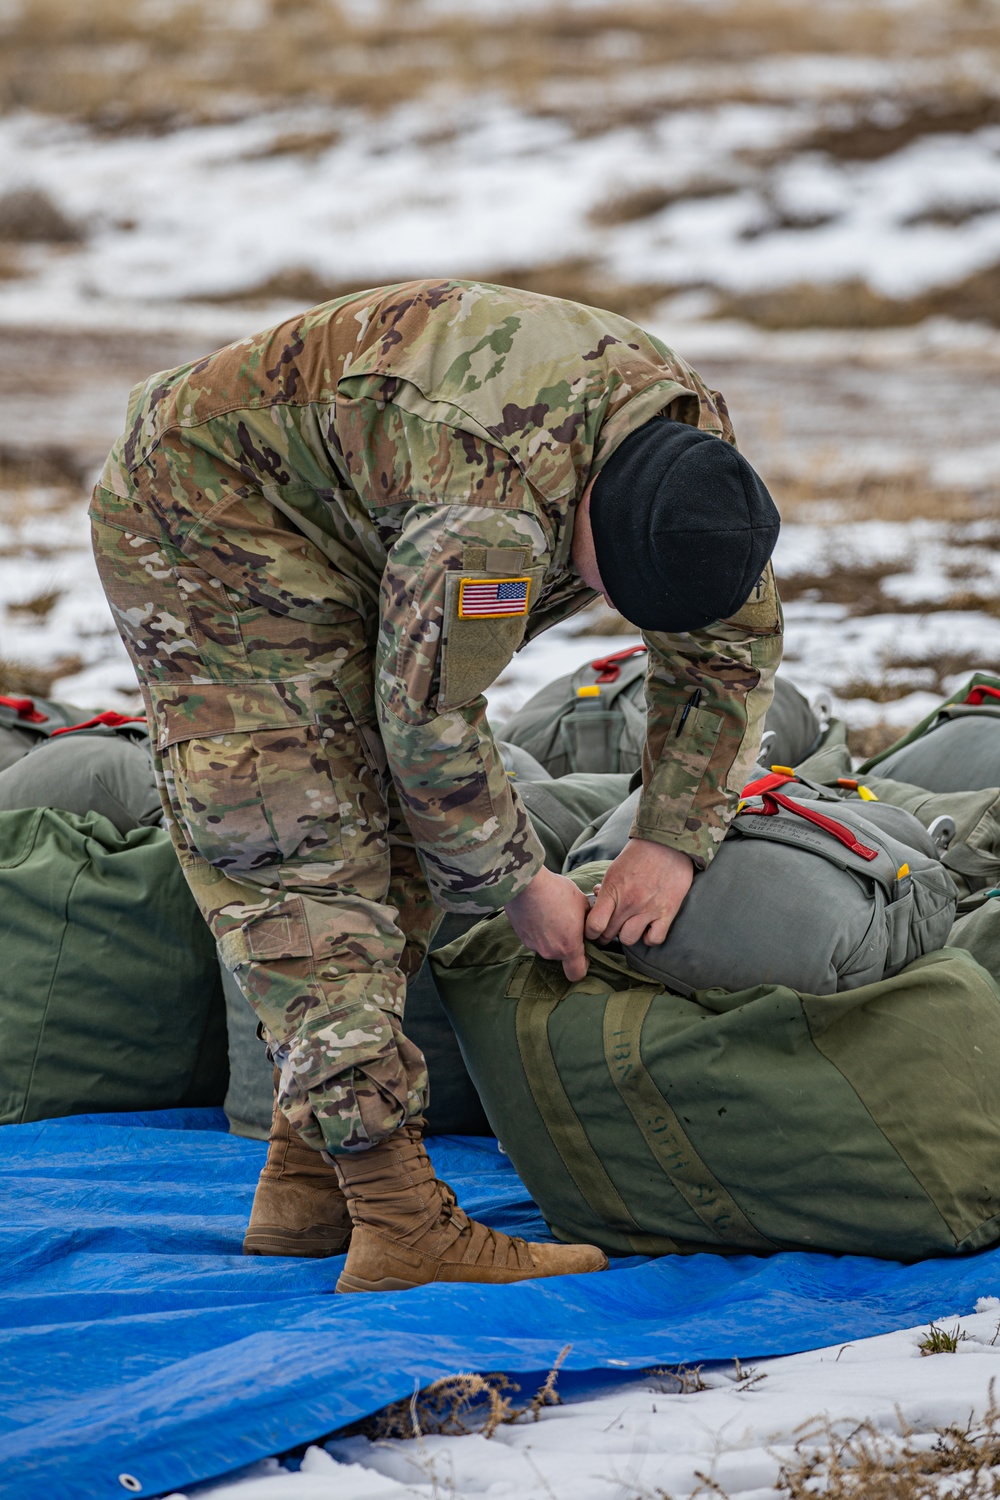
{"left": 642, "top": 916, "right": 670, "bottom": 948}
{"left": 616, "top": 911, "right": 655, "bottom": 947}
{"left": 561, "top": 944, "right": 588, "bottom": 982}
{"left": 585, "top": 884, "right": 617, "bottom": 940}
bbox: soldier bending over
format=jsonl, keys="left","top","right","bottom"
{"left": 92, "top": 280, "right": 781, "bottom": 1292}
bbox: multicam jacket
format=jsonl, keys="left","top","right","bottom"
{"left": 97, "top": 280, "right": 782, "bottom": 913}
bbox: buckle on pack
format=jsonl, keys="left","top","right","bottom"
{"left": 589, "top": 645, "right": 647, "bottom": 684}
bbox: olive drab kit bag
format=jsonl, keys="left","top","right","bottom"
{"left": 0, "top": 699, "right": 228, "bottom": 1126}
{"left": 0, "top": 807, "right": 227, "bottom": 1124}
{"left": 431, "top": 911, "right": 1000, "bottom": 1261}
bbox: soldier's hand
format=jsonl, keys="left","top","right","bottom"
{"left": 505, "top": 866, "right": 590, "bottom": 982}
{"left": 586, "top": 838, "right": 694, "bottom": 949}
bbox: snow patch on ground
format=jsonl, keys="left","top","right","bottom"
{"left": 166, "top": 1305, "right": 1000, "bottom": 1499}
{"left": 3, "top": 80, "right": 1000, "bottom": 333}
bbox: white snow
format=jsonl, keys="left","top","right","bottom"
{"left": 1, "top": 71, "right": 1000, "bottom": 334}
{"left": 165, "top": 1305, "right": 1000, "bottom": 1498}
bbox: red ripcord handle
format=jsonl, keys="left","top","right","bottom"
{"left": 743, "top": 789, "right": 879, "bottom": 861}
{"left": 50, "top": 711, "right": 147, "bottom": 738}
{"left": 589, "top": 645, "right": 647, "bottom": 684}
{"left": 965, "top": 686, "right": 1000, "bottom": 707}
{"left": 0, "top": 694, "right": 48, "bottom": 724}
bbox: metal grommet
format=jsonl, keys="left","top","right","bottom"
{"left": 118, "top": 1476, "right": 142, "bottom": 1493}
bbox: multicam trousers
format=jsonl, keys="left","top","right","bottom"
{"left": 90, "top": 489, "right": 435, "bottom": 1154}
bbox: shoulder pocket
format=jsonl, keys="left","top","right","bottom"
{"left": 723, "top": 561, "right": 781, "bottom": 635}
{"left": 438, "top": 566, "right": 545, "bottom": 711}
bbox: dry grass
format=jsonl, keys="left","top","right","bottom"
{"left": 838, "top": 650, "right": 995, "bottom": 703}
{"left": 778, "top": 555, "right": 1000, "bottom": 620}
{"left": 776, "top": 559, "right": 908, "bottom": 614}
{"left": 198, "top": 257, "right": 676, "bottom": 322}
{"left": 0, "top": 654, "right": 83, "bottom": 697}
{"left": 0, "top": 444, "right": 90, "bottom": 492}
{"left": 800, "top": 91, "right": 1000, "bottom": 163}
{"left": 588, "top": 180, "right": 740, "bottom": 228}
{"left": 0, "top": 0, "right": 994, "bottom": 130}
{"left": 330, "top": 1347, "right": 571, "bottom": 1445}
{"left": 637, "top": 1385, "right": 1000, "bottom": 1499}
{"left": 771, "top": 472, "right": 1000, "bottom": 526}
{"left": 847, "top": 721, "right": 913, "bottom": 761}
{"left": 0, "top": 188, "right": 82, "bottom": 243}
{"left": 771, "top": 1399, "right": 1000, "bottom": 1499}
{"left": 7, "top": 588, "right": 64, "bottom": 622}
{"left": 714, "top": 261, "right": 1000, "bottom": 329}
{"left": 647, "top": 1365, "right": 709, "bottom": 1395}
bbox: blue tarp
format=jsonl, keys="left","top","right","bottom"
{"left": 3, "top": 1109, "right": 1000, "bottom": 1500}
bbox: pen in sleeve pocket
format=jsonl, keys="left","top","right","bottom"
{"left": 675, "top": 686, "right": 703, "bottom": 737}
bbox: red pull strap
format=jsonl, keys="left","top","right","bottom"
{"left": 742, "top": 770, "right": 797, "bottom": 797}
{"left": 589, "top": 645, "right": 647, "bottom": 684}
{"left": 964, "top": 685, "right": 1000, "bottom": 707}
{"left": 50, "top": 711, "right": 147, "bottom": 738}
{"left": 743, "top": 789, "right": 879, "bottom": 861}
{"left": 0, "top": 694, "right": 48, "bottom": 724}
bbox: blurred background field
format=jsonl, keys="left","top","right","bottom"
{"left": 0, "top": 0, "right": 998, "bottom": 753}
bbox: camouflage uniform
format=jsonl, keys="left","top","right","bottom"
{"left": 91, "top": 280, "right": 782, "bottom": 1154}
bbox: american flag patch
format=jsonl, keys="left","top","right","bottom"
{"left": 458, "top": 576, "right": 531, "bottom": 619}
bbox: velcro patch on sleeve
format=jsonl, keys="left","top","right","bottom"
{"left": 457, "top": 576, "right": 531, "bottom": 619}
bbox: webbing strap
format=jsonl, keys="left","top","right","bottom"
{"left": 50, "top": 711, "right": 147, "bottom": 738}
{"left": 603, "top": 988, "right": 776, "bottom": 1252}
{"left": 966, "top": 686, "right": 1000, "bottom": 707}
{"left": 514, "top": 992, "right": 669, "bottom": 1255}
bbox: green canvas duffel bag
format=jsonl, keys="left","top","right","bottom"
{"left": 431, "top": 912, "right": 1000, "bottom": 1260}
{"left": 862, "top": 675, "right": 1000, "bottom": 792}
{"left": 0, "top": 807, "right": 227, "bottom": 1124}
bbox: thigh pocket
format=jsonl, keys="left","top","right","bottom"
{"left": 151, "top": 680, "right": 389, "bottom": 879}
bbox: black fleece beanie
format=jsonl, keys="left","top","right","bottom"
{"left": 588, "top": 418, "right": 780, "bottom": 632}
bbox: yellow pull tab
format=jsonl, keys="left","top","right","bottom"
{"left": 897, "top": 863, "right": 910, "bottom": 879}
{"left": 857, "top": 785, "right": 878, "bottom": 801}
{"left": 577, "top": 685, "right": 601, "bottom": 698}
{"left": 769, "top": 765, "right": 794, "bottom": 775}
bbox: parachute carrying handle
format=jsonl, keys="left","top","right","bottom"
{"left": 965, "top": 686, "right": 1000, "bottom": 707}
{"left": 50, "top": 711, "right": 147, "bottom": 738}
{"left": 741, "top": 788, "right": 880, "bottom": 861}
{"left": 0, "top": 694, "right": 48, "bottom": 724}
{"left": 590, "top": 645, "right": 647, "bottom": 684}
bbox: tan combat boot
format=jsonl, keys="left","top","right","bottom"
{"left": 334, "top": 1119, "right": 608, "bottom": 1292}
{"left": 243, "top": 1074, "right": 353, "bottom": 1258}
